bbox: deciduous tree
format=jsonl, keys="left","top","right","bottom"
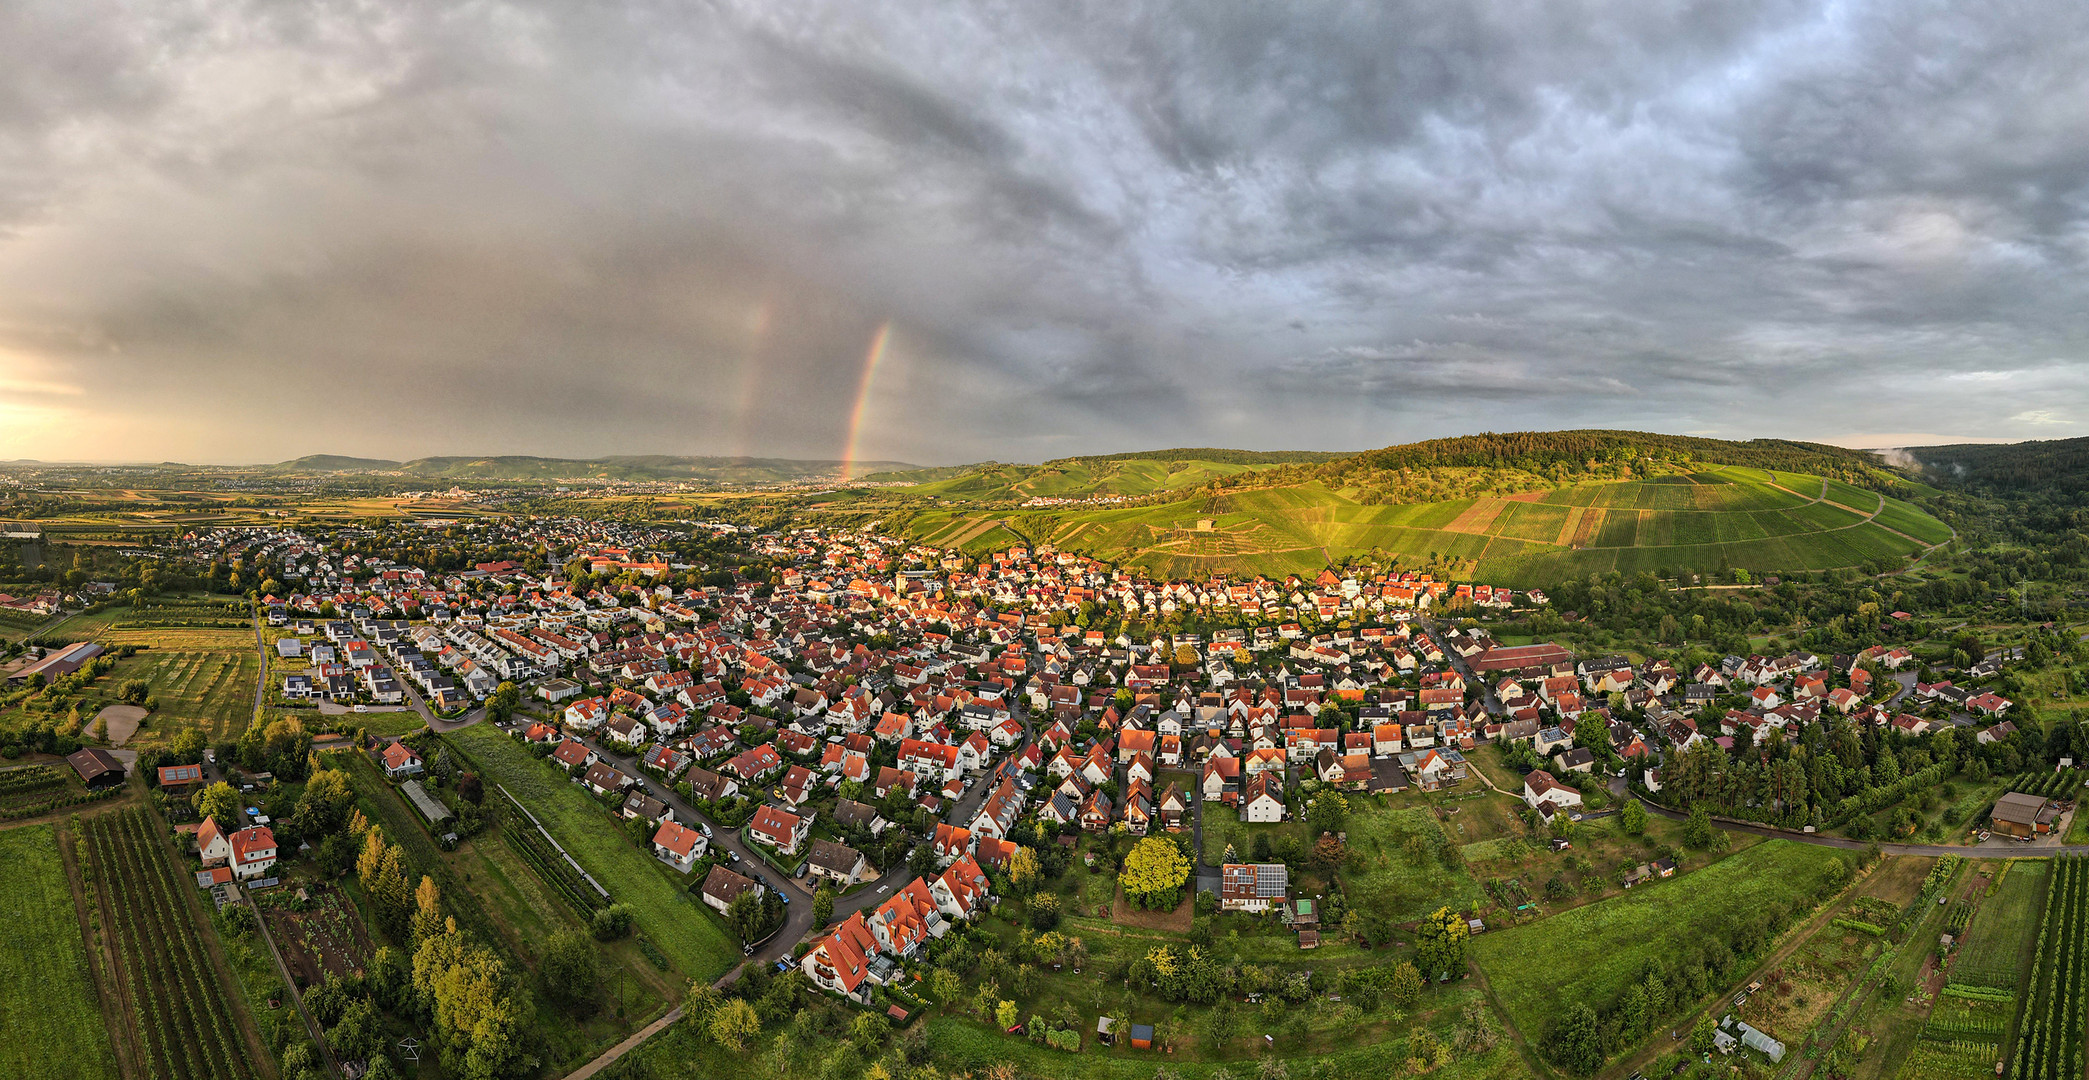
{"left": 1122, "top": 836, "right": 1191, "bottom": 910}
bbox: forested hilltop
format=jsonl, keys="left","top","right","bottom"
{"left": 1908, "top": 435, "right": 2089, "bottom": 494}
{"left": 1195, "top": 430, "right": 1912, "bottom": 508}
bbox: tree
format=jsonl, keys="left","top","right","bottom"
{"left": 1683, "top": 805, "right": 1715, "bottom": 849}
{"left": 850, "top": 1010, "right": 890, "bottom": 1049}
{"left": 488, "top": 681, "right": 523, "bottom": 723}
{"left": 1389, "top": 961, "right": 1425, "bottom": 1008}
{"left": 1122, "top": 837, "right": 1191, "bottom": 910}
{"left": 411, "top": 917, "right": 531, "bottom": 1080}
{"left": 1309, "top": 832, "right": 1348, "bottom": 871}
{"left": 708, "top": 998, "right": 761, "bottom": 1050}
{"left": 725, "top": 891, "right": 769, "bottom": 943}
{"left": 192, "top": 781, "right": 242, "bottom": 826}
{"left": 327, "top": 997, "right": 384, "bottom": 1062}
{"left": 358, "top": 831, "right": 412, "bottom": 937}
{"left": 1415, "top": 906, "right": 1470, "bottom": 979}
{"left": 996, "top": 999, "right": 1020, "bottom": 1030}
{"left": 1028, "top": 892, "right": 1061, "bottom": 931}
{"left": 540, "top": 930, "right": 599, "bottom": 1007}
{"left": 1008, "top": 845, "right": 1042, "bottom": 895}
{"left": 411, "top": 875, "right": 445, "bottom": 944}
{"left": 812, "top": 887, "right": 835, "bottom": 928}
{"left": 1303, "top": 790, "right": 1349, "bottom": 834}
{"left": 590, "top": 904, "right": 634, "bottom": 941}
{"left": 1690, "top": 1013, "right": 1717, "bottom": 1054}
{"left": 293, "top": 769, "right": 355, "bottom": 838}
{"left": 1547, "top": 1002, "right": 1603, "bottom": 1075}
{"left": 1619, "top": 798, "right": 1646, "bottom": 836}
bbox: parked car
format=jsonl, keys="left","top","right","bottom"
{"left": 728, "top": 850, "right": 741, "bottom": 863}
{"left": 699, "top": 822, "right": 714, "bottom": 839}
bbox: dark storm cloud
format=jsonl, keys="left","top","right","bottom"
{"left": 0, "top": 0, "right": 2086, "bottom": 463}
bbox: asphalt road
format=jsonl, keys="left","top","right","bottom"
{"left": 1422, "top": 613, "right": 1506, "bottom": 716}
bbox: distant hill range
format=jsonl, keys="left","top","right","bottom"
{"left": 1904, "top": 435, "right": 2089, "bottom": 493}
{"left": 269, "top": 454, "right": 919, "bottom": 484}
{"left": 854, "top": 430, "right": 1953, "bottom": 587}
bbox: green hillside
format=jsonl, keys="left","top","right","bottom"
{"left": 902, "top": 465, "right": 1952, "bottom": 586}
{"left": 895, "top": 451, "right": 1334, "bottom": 501}
{"left": 265, "top": 454, "right": 919, "bottom": 483}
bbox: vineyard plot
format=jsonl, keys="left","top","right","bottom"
{"left": 80, "top": 808, "right": 265, "bottom": 1080}
{"left": 2008, "top": 855, "right": 2089, "bottom": 1080}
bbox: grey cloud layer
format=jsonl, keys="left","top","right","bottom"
{"left": 0, "top": 0, "right": 2084, "bottom": 463}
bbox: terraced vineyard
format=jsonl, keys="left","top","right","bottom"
{"left": 904, "top": 464, "right": 1950, "bottom": 585}
{"left": 79, "top": 807, "right": 263, "bottom": 1080}
{"left": 2009, "top": 855, "right": 2089, "bottom": 1080}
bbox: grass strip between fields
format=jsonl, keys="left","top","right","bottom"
{"left": 445, "top": 723, "right": 741, "bottom": 982}
{"left": 0, "top": 825, "right": 120, "bottom": 1080}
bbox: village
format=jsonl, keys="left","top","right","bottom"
{"left": 4, "top": 509, "right": 2073, "bottom": 1080}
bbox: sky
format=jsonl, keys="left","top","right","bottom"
{"left": 2, "top": 0, "right": 2086, "bottom": 466}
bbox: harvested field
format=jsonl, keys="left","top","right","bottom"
{"left": 1444, "top": 498, "right": 1508, "bottom": 535}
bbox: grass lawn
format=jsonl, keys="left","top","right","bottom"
{"left": 1470, "top": 839, "right": 1852, "bottom": 1040}
{"left": 343, "top": 711, "right": 428, "bottom": 738}
{"left": 446, "top": 724, "right": 741, "bottom": 983}
{"left": 1199, "top": 802, "right": 1308, "bottom": 865}
{"left": 1338, "top": 805, "right": 1485, "bottom": 925}
{"left": 0, "top": 825, "right": 119, "bottom": 1080}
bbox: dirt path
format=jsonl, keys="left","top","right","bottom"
{"left": 560, "top": 1006, "right": 685, "bottom": 1080}
{"left": 58, "top": 814, "right": 144, "bottom": 1080}
{"left": 79, "top": 820, "right": 152, "bottom": 1079}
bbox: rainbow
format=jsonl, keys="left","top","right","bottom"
{"left": 838, "top": 321, "right": 892, "bottom": 480}
{"left": 727, "top": 299, "right": 775, "bottom": 459}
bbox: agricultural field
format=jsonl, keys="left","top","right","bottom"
{"left": 0, "top": 825, "right": 120, "bottom": 1080}
{"left": 1469, "top": 840, "right": 1853, "bottom": 1040}
{"left": 0, "top": 762, "right": 121, "bottom": 822}
{"left": 1952, "top": 861, "right": 2045, "bottom": 991}
{"left": 255, "top": 884, "right": 374, "bottom": 987}
{"left": 78, "top": 807, "right": 269, "bottom": 1080}
{"left": 898, "top": 464, "right": 1947, "bottom": 585}
{"left": 446, "top": 724, "right": 741, "bottom": 982}
{"left": 1904, "top": 992, "right": 2012, "bottom": 1080}
{"left": 2007, "top": 855, "right": 2089, "bottom": 1080}
{"left": 101, "top": 636, "right": 260, "bottom": 743}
